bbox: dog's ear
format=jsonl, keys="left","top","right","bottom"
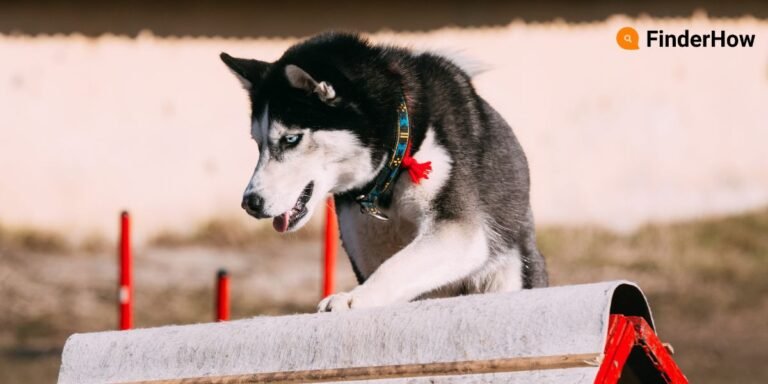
{"left": 285, "top": 64, "right": 336, "bottom": 102}
{"left": 220, "top": 52, "right": 270, "bottom": 90}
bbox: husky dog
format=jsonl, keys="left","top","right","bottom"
{"left": 220, "top": 32, "right": 547, "bottom": 312}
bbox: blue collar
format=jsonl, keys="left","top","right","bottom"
{"left": 356, "top": 96, "right": 411, "bottom": 220}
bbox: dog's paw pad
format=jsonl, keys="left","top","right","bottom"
{"left": 317, "top": 292, "right": 353, "bottom": 312}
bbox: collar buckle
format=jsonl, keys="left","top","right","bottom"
{"left": 356, "top": 195, "right": 389, "bottom": 221}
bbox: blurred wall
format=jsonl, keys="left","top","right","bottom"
{"left": 1, "top": 14, "right": 767, "bottom": 242}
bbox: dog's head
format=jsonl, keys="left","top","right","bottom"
{"left": 221, "top": 34, "right": 397, "bottom": 232}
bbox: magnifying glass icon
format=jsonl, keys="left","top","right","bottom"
{"left": 617, "top": 26, "right": 639, "bottom": 50}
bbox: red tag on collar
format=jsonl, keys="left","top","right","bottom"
{"left": 402, "top": 143, "right": 432, "bottom": 184}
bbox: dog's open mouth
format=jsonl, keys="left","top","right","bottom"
{"left": 272, "top": 181, "right": 314, "bottom": 233}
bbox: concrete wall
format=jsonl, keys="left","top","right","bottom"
{"left": 1, "top": 15, "right": 767, "bottom": 242}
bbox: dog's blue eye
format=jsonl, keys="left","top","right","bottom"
{"left": 283, "top": 134, "right": 302, "bottom": 145}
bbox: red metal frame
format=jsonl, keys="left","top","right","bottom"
{"left": 595, "top": 314, "right": 688, "bottom": 383}
{"left": 216, "top": 269, "right": 230, "bottom": 321}
{"left": 322, "top": 197, "right": 338, "bottom": 298}
{"left": 118, "top": 211, "right": 133, "bottom": 330}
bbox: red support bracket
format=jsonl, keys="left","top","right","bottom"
{"left": 595, "top": 315, "right": 688, "bottom": 383}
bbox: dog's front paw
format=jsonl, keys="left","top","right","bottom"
{"left": 317, "top": 292, "right": 353, "bottom": 312}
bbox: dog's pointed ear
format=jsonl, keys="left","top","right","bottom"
{"left": 220, "top": 52, "right": 270, "bottom": 90}
{"left": 285, "top": 64, "right": 336, "bottom": 102}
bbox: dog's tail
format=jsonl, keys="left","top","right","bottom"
{"left": 372, "top": 35, "right": 490, "bottom": 78}
{"left": 428, "top": 48, "right": 490, "bottom": 78}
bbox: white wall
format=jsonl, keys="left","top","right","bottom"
{"left": 1, "top": 15, "right": 767, "bottom": 242}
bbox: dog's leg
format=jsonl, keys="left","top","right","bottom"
{"left": 318, "top": 221, "right": 488, "bottom": 312}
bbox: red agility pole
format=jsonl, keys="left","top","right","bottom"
{"left": 216, "top": 269, "right": 230, "bottom": 322}
{"left": 118, "top": 211, "right": 133, "bottom": 330}
{"left": 322, "top": 197, "right": 338, "bottom": 298}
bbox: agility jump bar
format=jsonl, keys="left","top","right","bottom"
{"left": 125, "top": 353, "right": 601, "bottom": 383}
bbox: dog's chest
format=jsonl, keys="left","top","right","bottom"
{"left": 335, "top": 127, "right": 452, "bottom": 278}
{"left": 336, "top": 197, "right": 419, "bottom": 279}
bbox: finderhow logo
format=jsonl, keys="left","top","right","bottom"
{"left": 617, "top": 27, "right": 756, "bottom": 50}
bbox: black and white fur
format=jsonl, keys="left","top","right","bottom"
{"left": 220, "top": 32, "right": 548, "bottom": 312}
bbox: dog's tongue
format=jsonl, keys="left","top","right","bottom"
{"left": 273, "top": 212, "right": 290, "bottom": 233}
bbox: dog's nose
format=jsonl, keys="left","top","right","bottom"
{"left": 242, "top": 194, "right": 270, "bottom": 218}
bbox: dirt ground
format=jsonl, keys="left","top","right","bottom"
{"left": 1, "top": 208, "right": 767, "bottom": 383}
